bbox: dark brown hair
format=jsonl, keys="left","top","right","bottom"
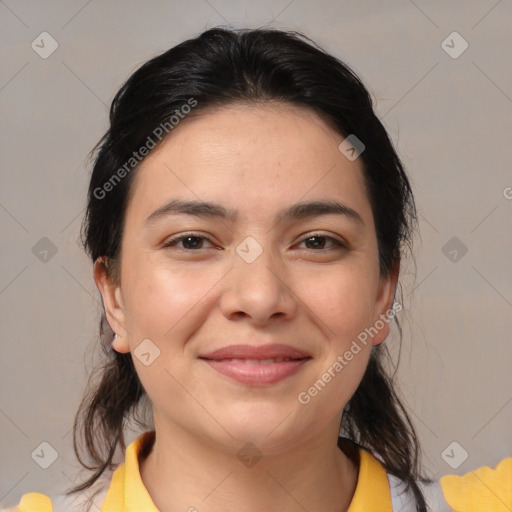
{"left": 71, "top": 26, "right": 428, "bottom": 510}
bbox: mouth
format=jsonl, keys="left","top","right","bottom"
{"left": 199, "top": 343, "right": 311, "bottom": 361}
{"left": 199, "top": 344, "right": 312, "bottom": 386}
{"left": 201, "top": 356, "right": 305, "bottom": 364}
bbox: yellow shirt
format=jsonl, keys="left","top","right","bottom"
{"left": 3, "top": 431, "right": 511, "bottom": 512}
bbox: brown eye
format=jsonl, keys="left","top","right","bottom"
{"left": 162, "top": 234, "right": 215, "bottom": 250}
{"left": 298, "top": 234, "right": 346, "bottom": 251}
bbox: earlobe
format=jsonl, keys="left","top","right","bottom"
{"left": 93, "top": 257, "right": 127, "bottom": 341}
{"left": 112, "top": 333, "right": 130, "bottom": 354}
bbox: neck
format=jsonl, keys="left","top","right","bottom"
{"left": 139, "top": 419, "right": 358, "bottom": 512}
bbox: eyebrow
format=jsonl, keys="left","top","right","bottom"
{"left": 145, "top": 199, "right": 364, "bottom": 227}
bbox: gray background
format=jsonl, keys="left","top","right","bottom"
{"left": 1, "top": 0, "right": 511, "bottom": 506}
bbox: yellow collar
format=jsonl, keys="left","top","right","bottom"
{"left": 101, "top": 431, "right": 393, "bottom": 512}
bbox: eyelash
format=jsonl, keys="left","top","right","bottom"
{"left": 162, "top": 233, "right": 347, "bottom": 251}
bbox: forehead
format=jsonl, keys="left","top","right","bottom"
{"left": 151, "top": 101, "right": 343, "bottom": 162}
{"left": 125, "top": 102, "right": 372, "bottom": 227}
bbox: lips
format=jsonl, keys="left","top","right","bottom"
{"left": 199, "top": 344, "right": 312, "bottom": 386}
{"left": 199, "top": 343, "right": 311, "bottom": 361}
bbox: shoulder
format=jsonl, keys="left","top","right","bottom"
{"left": 1, "top": 493, "right": 53, "bottom": 512}
{"left": 440, "top": 457, "right": 512, "bottom": 511}
{"left": 1, "top": 491, "right": 108, "bottom": 512}
{"left": 1, "top": 470, "right": 112, "bottom": 512}
{"left": 388, "top": 457, "right": 512, "bottom": 512}
{"left": 2, "top": 430, "right": 155, "bottom": 512}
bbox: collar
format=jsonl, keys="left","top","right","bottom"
{"left": 101, "top": 431, "right": 393, "bottom": 512}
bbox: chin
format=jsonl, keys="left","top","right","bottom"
{"left": 216, "top": 406, "right": 306, "bottom": 450}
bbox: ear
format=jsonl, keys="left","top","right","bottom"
{"left": 371, "top": 259, "right": 400, "bottom": 347}
{"left": 93, "top": 257, "right": 130, "bottom": 354}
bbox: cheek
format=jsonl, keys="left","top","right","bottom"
{"left": 297, "top": 265, "right": 376, "bottom": 406}
{"left": 122, "top": 258, "right": 221, "bottom": 339}
{"left": 302, "top": 264, "right": 378, "bottom": 341}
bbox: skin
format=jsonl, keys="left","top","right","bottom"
{"left": 94, "top": 102, "right": 399, "bottom": 512}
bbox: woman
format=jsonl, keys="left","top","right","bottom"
{"left": 4, "top": 27, "right": 510, "bottom": 512}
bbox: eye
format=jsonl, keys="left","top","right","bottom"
{"left": 162, "top": 234, "right": 216, "bottom": 250}
{"left": 296, "top": 234, "right": 347, "bottom": 251}
{"left": 161, "top": 233, "right": 347, "bottom": 252}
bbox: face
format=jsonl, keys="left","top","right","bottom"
{"left": 95, "top": 102, "right": 398, "bottom": 455}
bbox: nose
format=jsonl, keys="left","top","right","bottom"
{"left": 219, "top": 240, "right": 298, "bottom": 326}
